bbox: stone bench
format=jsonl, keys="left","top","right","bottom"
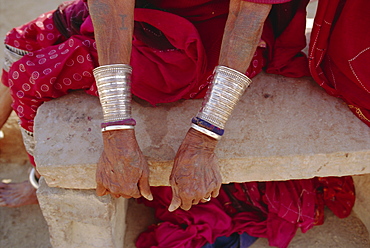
{"left": 33, "top": 72, "right": 370, "bottom": 247}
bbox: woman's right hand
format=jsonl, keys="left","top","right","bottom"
{"left": 96, "top": 129, "right": 153, "bottom": 200}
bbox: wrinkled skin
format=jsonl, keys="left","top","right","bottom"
{"left": 96, "top": 130, "right": 153, "bottom": 200}
{"left": 0, "top": 181, "right": 38, "bottom": 207}
{"left": 169, "top": 128, "right": 222, "bottom": 211}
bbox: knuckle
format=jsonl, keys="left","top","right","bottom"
{"left": 122, "top": 183, "right": 140, "bottom": 197}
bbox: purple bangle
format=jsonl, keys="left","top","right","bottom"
{"left": 191, "top": 117, "right": 224, "bottom": 136}
{"left": 101, "top": 118, "right": 136, "bottom": 128}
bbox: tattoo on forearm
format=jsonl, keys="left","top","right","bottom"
{"left": 119, "top": 14, "right": 128, "bottom": 30}
{"left": 219, "top": 2, "right": 271, "bottom": 72}
{"left": 89, "top": 0, "right": 110, "bottom": 26}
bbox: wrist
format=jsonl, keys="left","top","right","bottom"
{"left": 191, "top": 65, "right": 251, "bottom": 140}
{"left": 196, "top": 65, "right": 251, "bottom": 129}
{"left": 93, "top": 64, "right": 136, "bottom": 132}
{"left": 102, "top": 129, "right": 136, "bottom": 143}
{"left": 188, "top": 128, "right": 218, "bottom": 149}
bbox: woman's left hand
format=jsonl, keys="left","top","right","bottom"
{"left": 169, "top": 128, "right": 222, "bottom": 211}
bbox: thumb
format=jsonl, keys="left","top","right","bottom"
{"left": 138, "top": 172, "right": 153, "bottom": 201}
{"left": 168, "top": 188, "right": 181, "bottom": 212}
{"left": 96, "top": 183, "right": 108, "bottom": 196}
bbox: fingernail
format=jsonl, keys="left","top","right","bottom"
{"left": 145, "top": 194, "right": 153, "bottom": 201}
{"left": 168, "top": 205, "right": 176, "bottom": 212}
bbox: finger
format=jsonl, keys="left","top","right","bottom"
{"left": 168, "top": 187, "right": 181, "bottom": 212}
{"left": 138, "top": 171, "right": 153, "bottom": 201}
{"left": 118, "top": 193, "right": 132, "bottom": 199}
{"left": 192, "top": 198, "right": 200, "bottom": 205}
{"left": 129, "top": 184, "right": 142, "bottom": 198}
{"left": 96, "top": 183, "right": 108, "bottom": 196}
{"left": 211, "top": 185, "right": 221, "bottom": 198}
{"left": 199, "top": 196, "right": 211, "bottom": 204}
{"left": 110, "top": 182, "right": 141, "bottom": 198}
{"left": 180, "top": 197, "right": 193, "bottom": 211}
{"left": 0, "top": 199, "right": 6, "bottom": 207}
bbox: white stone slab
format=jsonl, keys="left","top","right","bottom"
{"left": 37, "top": 178, "right": 127, "bottom": 248}
{"left": 353, "top": 174, "right": 370, "bottom": 235}
{"left": 34, "top": 73, "right": 370, "bottom": 188}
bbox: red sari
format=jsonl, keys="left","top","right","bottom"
{"left": 309, "top": 0, "right": 370, "bottom": 127}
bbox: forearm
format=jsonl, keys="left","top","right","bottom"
{"left": 89, "top": 0, "right": 135, "bottom": 124}
{"left": 89, "top": 0, "right": 151, "bottom": 200}
{"left": 171, "top": 1, "right": 272, "bottom": 211}
{"left": 219, "top": 0, "right": 272, "bottom": 73}
{"left": 191, "top": 1, "right": 272, "bottom": 139}
{"left": 88, "top": 0, "right": 134, "bottom": 65}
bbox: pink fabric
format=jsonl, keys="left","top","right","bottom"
{"left": 244, "top": 0, "right": 292, "bottom": 3}
{"left": 264, "top": 0, "right": 310, "bottom": 77}
{"left": 309, "top": 0, "right": 370, "bottom": 127}
{"left": 136, "top": 177, "right": 355, "bottom": 248}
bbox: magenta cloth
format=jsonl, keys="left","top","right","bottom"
{"left": 244, "top": 0, "right": 292, "bottom": 3}
{"left": 2, "top": 0, "right": 310, "bottom": 132}
{"left": 136, "top": 177, "right": 355, "bottom": 248}
{"left": 309, "top": 0, "right": 370, "bottom": 127}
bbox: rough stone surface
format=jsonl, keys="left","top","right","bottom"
{"left": 34, "top": 73, "right": 370, "bottom": 188}
{"left": 353, "top": 174, "right": 370, "bottom": 235}
{"left": 37, "top": 178, "right": 127, "bottom": 248}
{"left": 0, "top": 114, "right": 29, "bottom": 166}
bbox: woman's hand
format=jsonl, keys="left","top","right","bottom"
{"left": 169, "top": 128, "right": 222, "bottom": 211}
{"left": 96, "top": 129, "right": 153, "bottom": 200}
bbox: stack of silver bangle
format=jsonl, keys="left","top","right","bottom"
{"left": 3, "top": 45, "right": 27, "bottom": 72}
{"left": 194, "top": 65, "right": 251, "bottom": 139}
{"left": 20, "top": 127, "right": 35, "bottom": 156}
{"left": 93, "top": 64, "right": 134, "bottom": 131}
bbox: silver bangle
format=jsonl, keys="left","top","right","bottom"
{"left": 93, "top": 64, "right": 133, "bottom": 122}
{"left": 20, "top": 127, "right": 35, "bottom": 156}
{"left": 191, "top": 123, "right": 221, "bottom": 140}
{"left": 196, "top": 66, "right": 251, "bottom": 129}
{"left": 29, "top": 168, "right": 39, "bottom": 189}
{"left": 3, "top": 45, "right": 27, "bottom": 72}
{"left": 101, "top": 125, "right": 135, "bottom": 132}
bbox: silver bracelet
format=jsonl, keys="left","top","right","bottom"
{"left": 3, "top": 45, "right": 28, "bottom": 72}
{"left": 196, "top": 65, "right": 251, "bottom": 129}
{"left": 93, "top": 64, "right": 133, "bottom": 123}
{"left": 101, "top": 125, "right": 135, "bottom": 132}
{"left": 20, "top": 127, "right": 35, "bottom": 156}
{"left": 29, "top": 168, "right": 39, "bottom": 189}
{"left": 191, "top": 123, "right": 221, "bottom": 140}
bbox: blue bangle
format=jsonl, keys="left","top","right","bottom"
{"left": 191, "top": 117, "right": 224, "bottom": 136}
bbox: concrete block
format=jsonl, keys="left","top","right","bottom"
{"left": 34, "top": 73, "right": 370, "bottom": 188}
{"left": 37, "top": 178, "right": 127, "bottom": 248}
{"left": 353, "top": 174, "right": 370, "bottom": 235}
